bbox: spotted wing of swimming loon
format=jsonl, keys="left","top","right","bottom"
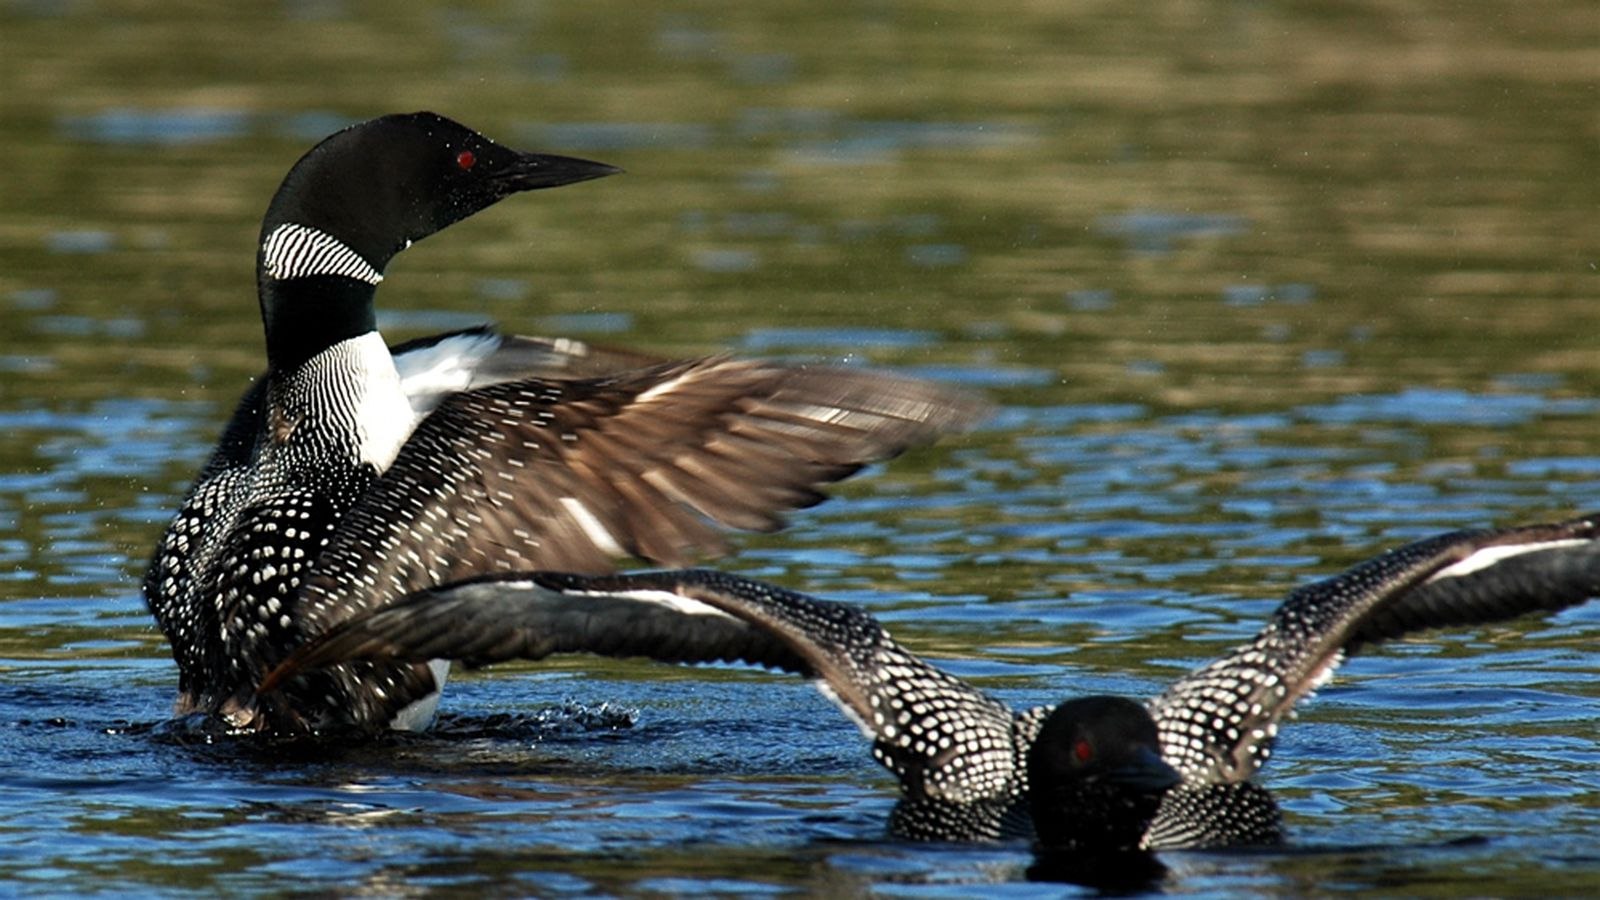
{"left": 1146, "top": 513, "right": 1600, "bottom": 788}
{"left": 262, "top": 567, "right": 1023, "bottom": 826}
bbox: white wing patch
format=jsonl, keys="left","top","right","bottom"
{"left": 1424, "top": 538, "right": 1588, "bottom": 582}
{"left": 815, "top": 679, "right": 876, "bottom": 739}
{"left": 262, "top": 223, "right": 384, "bottom": 285}
{"left": 393, "top": 331, "right": 503, "bottom": 420}
{"left": 634, "top": 370, "right": 697, "bottom": 405}
{"left": 549, "top": 585, "right": 743, "bottom": 622}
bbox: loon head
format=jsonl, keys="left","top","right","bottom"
{"left": 255, "top": 111, "right": 620, "bottom": 370}
{"left": 1026, "top": 695, "right": 1182, "bottom": 852}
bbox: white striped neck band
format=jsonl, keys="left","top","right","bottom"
{"left": 261, "top": 223, "right": 384, "bottom": 285}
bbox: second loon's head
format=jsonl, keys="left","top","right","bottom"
{"left": 256, "top": 111, "right": 620, "bottom": 370}
{"left": 1026, "top": 696, "right": 1182, "bottom": 852}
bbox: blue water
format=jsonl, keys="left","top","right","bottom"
{"left": 4, "top": 357, "right": 1597, "bottom": 893}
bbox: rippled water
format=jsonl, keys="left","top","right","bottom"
{"left": 3, "top": 1, "right": 1598, "bottom": 895}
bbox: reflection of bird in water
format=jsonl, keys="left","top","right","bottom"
{"left": 143, "top": 111, "right": 987, "bottom": 734}
{"left": 265, "top": 513, "right": 1600, "bottom": 850}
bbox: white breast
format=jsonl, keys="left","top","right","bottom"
{"left": 343, "top": 331, "right": 417, "bottom": 472}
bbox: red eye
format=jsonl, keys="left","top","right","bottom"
{"left": 455, "top": 150, "right": 476, "bottom": 171}
{"left": 1073, "top": 739, "right": 1094, "bottom": 764}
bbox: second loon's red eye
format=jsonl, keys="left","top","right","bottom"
{"left": 1073, "top": 739, "right": 1094, "bottom": 764}
{"left": 456, "top": 150, "right": 477, "bottom": 171}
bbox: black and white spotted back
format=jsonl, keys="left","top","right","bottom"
{"left": 145, "top": 337, "right": 410, "bottom": 723}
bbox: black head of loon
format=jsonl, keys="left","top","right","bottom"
{"left": 1026, "top": 697, "right": 1181, "bottom": 852}
{"left": 256, "top": 111, "right": 619, "bottom": 372}
{"left": 260, "top": 513, "right": 1600, "bottom": 848}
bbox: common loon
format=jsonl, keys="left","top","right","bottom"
{"left": 144, "top": 111, "right": 987, "bottom": 734}
{"left": 261, "top": 513, "right": 1600, "bottom": 849}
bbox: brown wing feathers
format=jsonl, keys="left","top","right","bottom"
{"left": 288, "top": 357, "right": 985, "bottom": 642}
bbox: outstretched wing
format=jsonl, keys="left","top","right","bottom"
{"left": 1150, "top": 513, "right": 1600, "bottom": 785}
{"left": 266, "top": 571, "right": 811, "bottom": 679}
{"left": 265, "top": 569, "right": 1019, "bottom": 808}
{"left": 290, "top": 357, "right": 988, "bottom": 640}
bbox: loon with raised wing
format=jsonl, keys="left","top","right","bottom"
{"left": 144, "top": 111, "right": 987, "bottom": 734}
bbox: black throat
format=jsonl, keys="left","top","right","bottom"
{"left": 259, "top": 276, "right": 379, "bottom": 373}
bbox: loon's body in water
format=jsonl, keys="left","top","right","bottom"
{"left": 262, "top": 513, "right": 1600, "bottom": 849}
{"left": 144, "top": 112, "right": 986, "bottom": 734}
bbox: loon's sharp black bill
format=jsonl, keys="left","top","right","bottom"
{"left": 1107, "top": 745, "right": 1183, "bottom": 793}
{"left": 492, "top": 151, "right": 623, "bottom": 192}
